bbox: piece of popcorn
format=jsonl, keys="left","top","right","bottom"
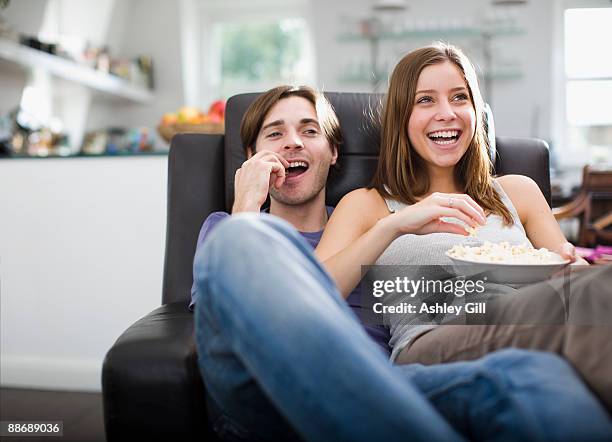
{"left": 465, "top": 225, "right": 479, "bottom": 237}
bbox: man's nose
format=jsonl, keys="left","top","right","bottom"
{"left": 283, "top": 132, "right": 304, "bottom": 150}
{"left": 435, "top": 100, "right": 457, "bottom": 121}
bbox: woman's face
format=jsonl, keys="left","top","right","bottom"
{"left": 407, "top": 60, "right": 476, "bottom": 172}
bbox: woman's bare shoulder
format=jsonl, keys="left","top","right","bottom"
{"left": 329, "top": 188, "right": 390, "bottom": 231}
{"left": 318, "top": 188, "right": 390, "bottom": 257}
{"left": 496, "top": 174, "right": 539, "bottom": 192}
{"left": 336, "top": 187, "right": 389, "bottom": 214}
{"left": 495, "top": 175, "right": 546, "bottom": 220}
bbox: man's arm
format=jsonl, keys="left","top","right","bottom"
{"left": 189, "top": 211, "right": 231, "bottom": 311}
{"left": 190, "top": 151, "right": 290, "bottom": 310}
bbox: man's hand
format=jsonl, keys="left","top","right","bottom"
{"left": 232, "top": 151, "right": 289, "bottom": 213}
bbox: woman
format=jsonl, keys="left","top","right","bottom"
{"left": 316, "top": 43, "right": 612, "bottom": 410}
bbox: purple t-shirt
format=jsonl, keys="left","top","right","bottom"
{"left": 190, "top": 209, "right": 392, "bottom": 355}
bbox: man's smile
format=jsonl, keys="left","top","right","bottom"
{"left": 284, "top": 159, "right": 310, "bottom": 183}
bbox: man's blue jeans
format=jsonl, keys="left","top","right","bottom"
{"left": 194, "top": 214, "right": 612, "bottom": 442}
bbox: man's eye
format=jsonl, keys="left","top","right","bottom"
{"left": 267, "top": 131, "right": 282, "bottom": 138}
{"left": 416, "top": 96, "right": 433, "bottom": 104}
{"left": 304, "top": 128, "right": 319, "bottom": 135}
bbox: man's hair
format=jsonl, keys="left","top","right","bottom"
{"left": 370, "top": 42, "right": 513, "bottom": 225}
{"left": 240, "top": 85, "right": 342, "bottom": 158}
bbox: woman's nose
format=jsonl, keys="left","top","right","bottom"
{"left": 435, "top": 101, "right": 457, "bottom": 121}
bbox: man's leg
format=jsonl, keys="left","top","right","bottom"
{"left": 400, "top": 349, "right": 612, "bottom": 441}
{"left": 196, "top": 280, "right": 301, "bottom": 441}
{"left": 195, "top": 213, "right": 463, "bottom": 442}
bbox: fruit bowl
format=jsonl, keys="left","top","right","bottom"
{"left": 158, "top": 101, "right": 226, "bottom": 143}
{"left": 157, "top": 122, "right": 224, "bottom": 143}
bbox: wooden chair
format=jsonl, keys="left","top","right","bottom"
{"left": 553, "top": 165, "right": 612, "bottom": 247}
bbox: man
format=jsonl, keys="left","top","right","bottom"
{"left": 189, "top": 85, "right": 391, "bottom": 353}
{"left": 191, "top": 86, "right": 612, "bottom": 441}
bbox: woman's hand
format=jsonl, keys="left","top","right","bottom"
{"left": 557, "top": 241, "right": 589, "bottom": 265}
{"left": 386, "top": 192, "right": 487, "bottom": 236}
{"left": 558, "top": 242, "right": 576, "bottom": 263}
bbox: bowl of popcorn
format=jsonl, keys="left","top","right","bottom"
{"left": 445, "top": 241, "right": 570, "bottom": 284}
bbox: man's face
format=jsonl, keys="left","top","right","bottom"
{"left": 251, "top": 96, "right": 338, "bottom": 206}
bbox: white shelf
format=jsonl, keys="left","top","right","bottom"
{"left": 0, "top": 38, "right": 153, "bottom": 103}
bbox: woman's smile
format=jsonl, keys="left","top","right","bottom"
{"left": 426, "top": 129, "right": 465, "bottom": 152}
{"left": 427, "top": 129, "right": 462, "bottom": 146}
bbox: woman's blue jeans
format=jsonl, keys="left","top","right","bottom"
{"left": 194, "top": 213, "right": 612, "bottom": 442}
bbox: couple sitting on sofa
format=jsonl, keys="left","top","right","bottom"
{"left": 190, "top": 43, "right": 612, "bottom": 441}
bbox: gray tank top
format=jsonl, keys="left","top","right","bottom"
{"left": 377, "top": 180, "right": 531, "bottom": 361}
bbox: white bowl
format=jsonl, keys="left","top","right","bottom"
{"left": 445, "top": 252, "right": 570, "bottom": 285}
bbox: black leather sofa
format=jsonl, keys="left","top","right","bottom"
{"left": 102, "top": 92, "right": 551, "bottom": 441}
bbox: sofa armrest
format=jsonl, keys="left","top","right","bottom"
{"left": 102, "top": 302, "right": 210, "bottom": 442}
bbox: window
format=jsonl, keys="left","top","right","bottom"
{"left": 213, "top": 18, "right": 312, "bottom": 98}
{"left": 191, "top": 1, "right": 316, "bottom": 107}
{"left": 562, "top": 5, "right": 612, "bottom": 165}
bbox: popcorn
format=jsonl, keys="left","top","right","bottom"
{"left": 465, "top": 225, "right": 479, "bottom": 237}
{"left": 440, "top": 217, "right": 481, "bottom": 237}
{"left": 447, "top": 242, "right": 565, "bottom": 265}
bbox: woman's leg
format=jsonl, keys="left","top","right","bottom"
{"left": 397, "top": 265, "right": 612, "bottom": 411}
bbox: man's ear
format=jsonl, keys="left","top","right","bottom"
{"left": 330, "top": 145, "right": 338, "bottom": 165}
{"left": 246, "top": 146, "right": 254, "bottom": 159}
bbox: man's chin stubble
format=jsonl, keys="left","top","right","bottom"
{"left": 270, "top": 186, "right": 324, "bottom": 207}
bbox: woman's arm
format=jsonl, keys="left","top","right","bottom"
{"left": 497, "top": 175, "right": 586, "bottom": 264}
{"left": 315, "top": 189, "right": 394, "bottom": 298}
{"left": 316, "top": 189, "right": 487, "bottom": 298}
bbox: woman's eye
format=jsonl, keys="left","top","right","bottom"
{"left": 304, "top": 128, "right": 319, "bottom": 135}
{"left": 416, "top": 96, "right": 433, "bottom": 104}
{"left": 453, "top": 93, "right": 469, "bottom": 101}
{"left": 267, "top": 131, "right": 282, "bottom": 138}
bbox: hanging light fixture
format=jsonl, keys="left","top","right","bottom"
{"left": 372, "top": 0, "right": 408, "bottom": 12}
{"left": 491, "top": 0, "right": 527, "bottom": 5}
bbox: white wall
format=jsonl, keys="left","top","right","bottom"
{"left": 486, "top": 0, "right": 554, "bottom": 140}
{"left": 1, "top": 0, "right": 47, "bottom": 36}
{"left": 36, "top": 0, "right": 115, "bottom": 46}
{"left": 86, "top": 0, "right": 184, "bottom": 136}
{"left": 0, "top": 68, "right": 26, "bottom": 115}
{"left": 0, "top": 0, "right": 46, "bottom": 115}
{"left": 0, "top": 157, "right": 167, "bottom": 391}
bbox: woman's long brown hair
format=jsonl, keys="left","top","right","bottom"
{"left": 370, "top": 43, "right": 514, "bottom": 225}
